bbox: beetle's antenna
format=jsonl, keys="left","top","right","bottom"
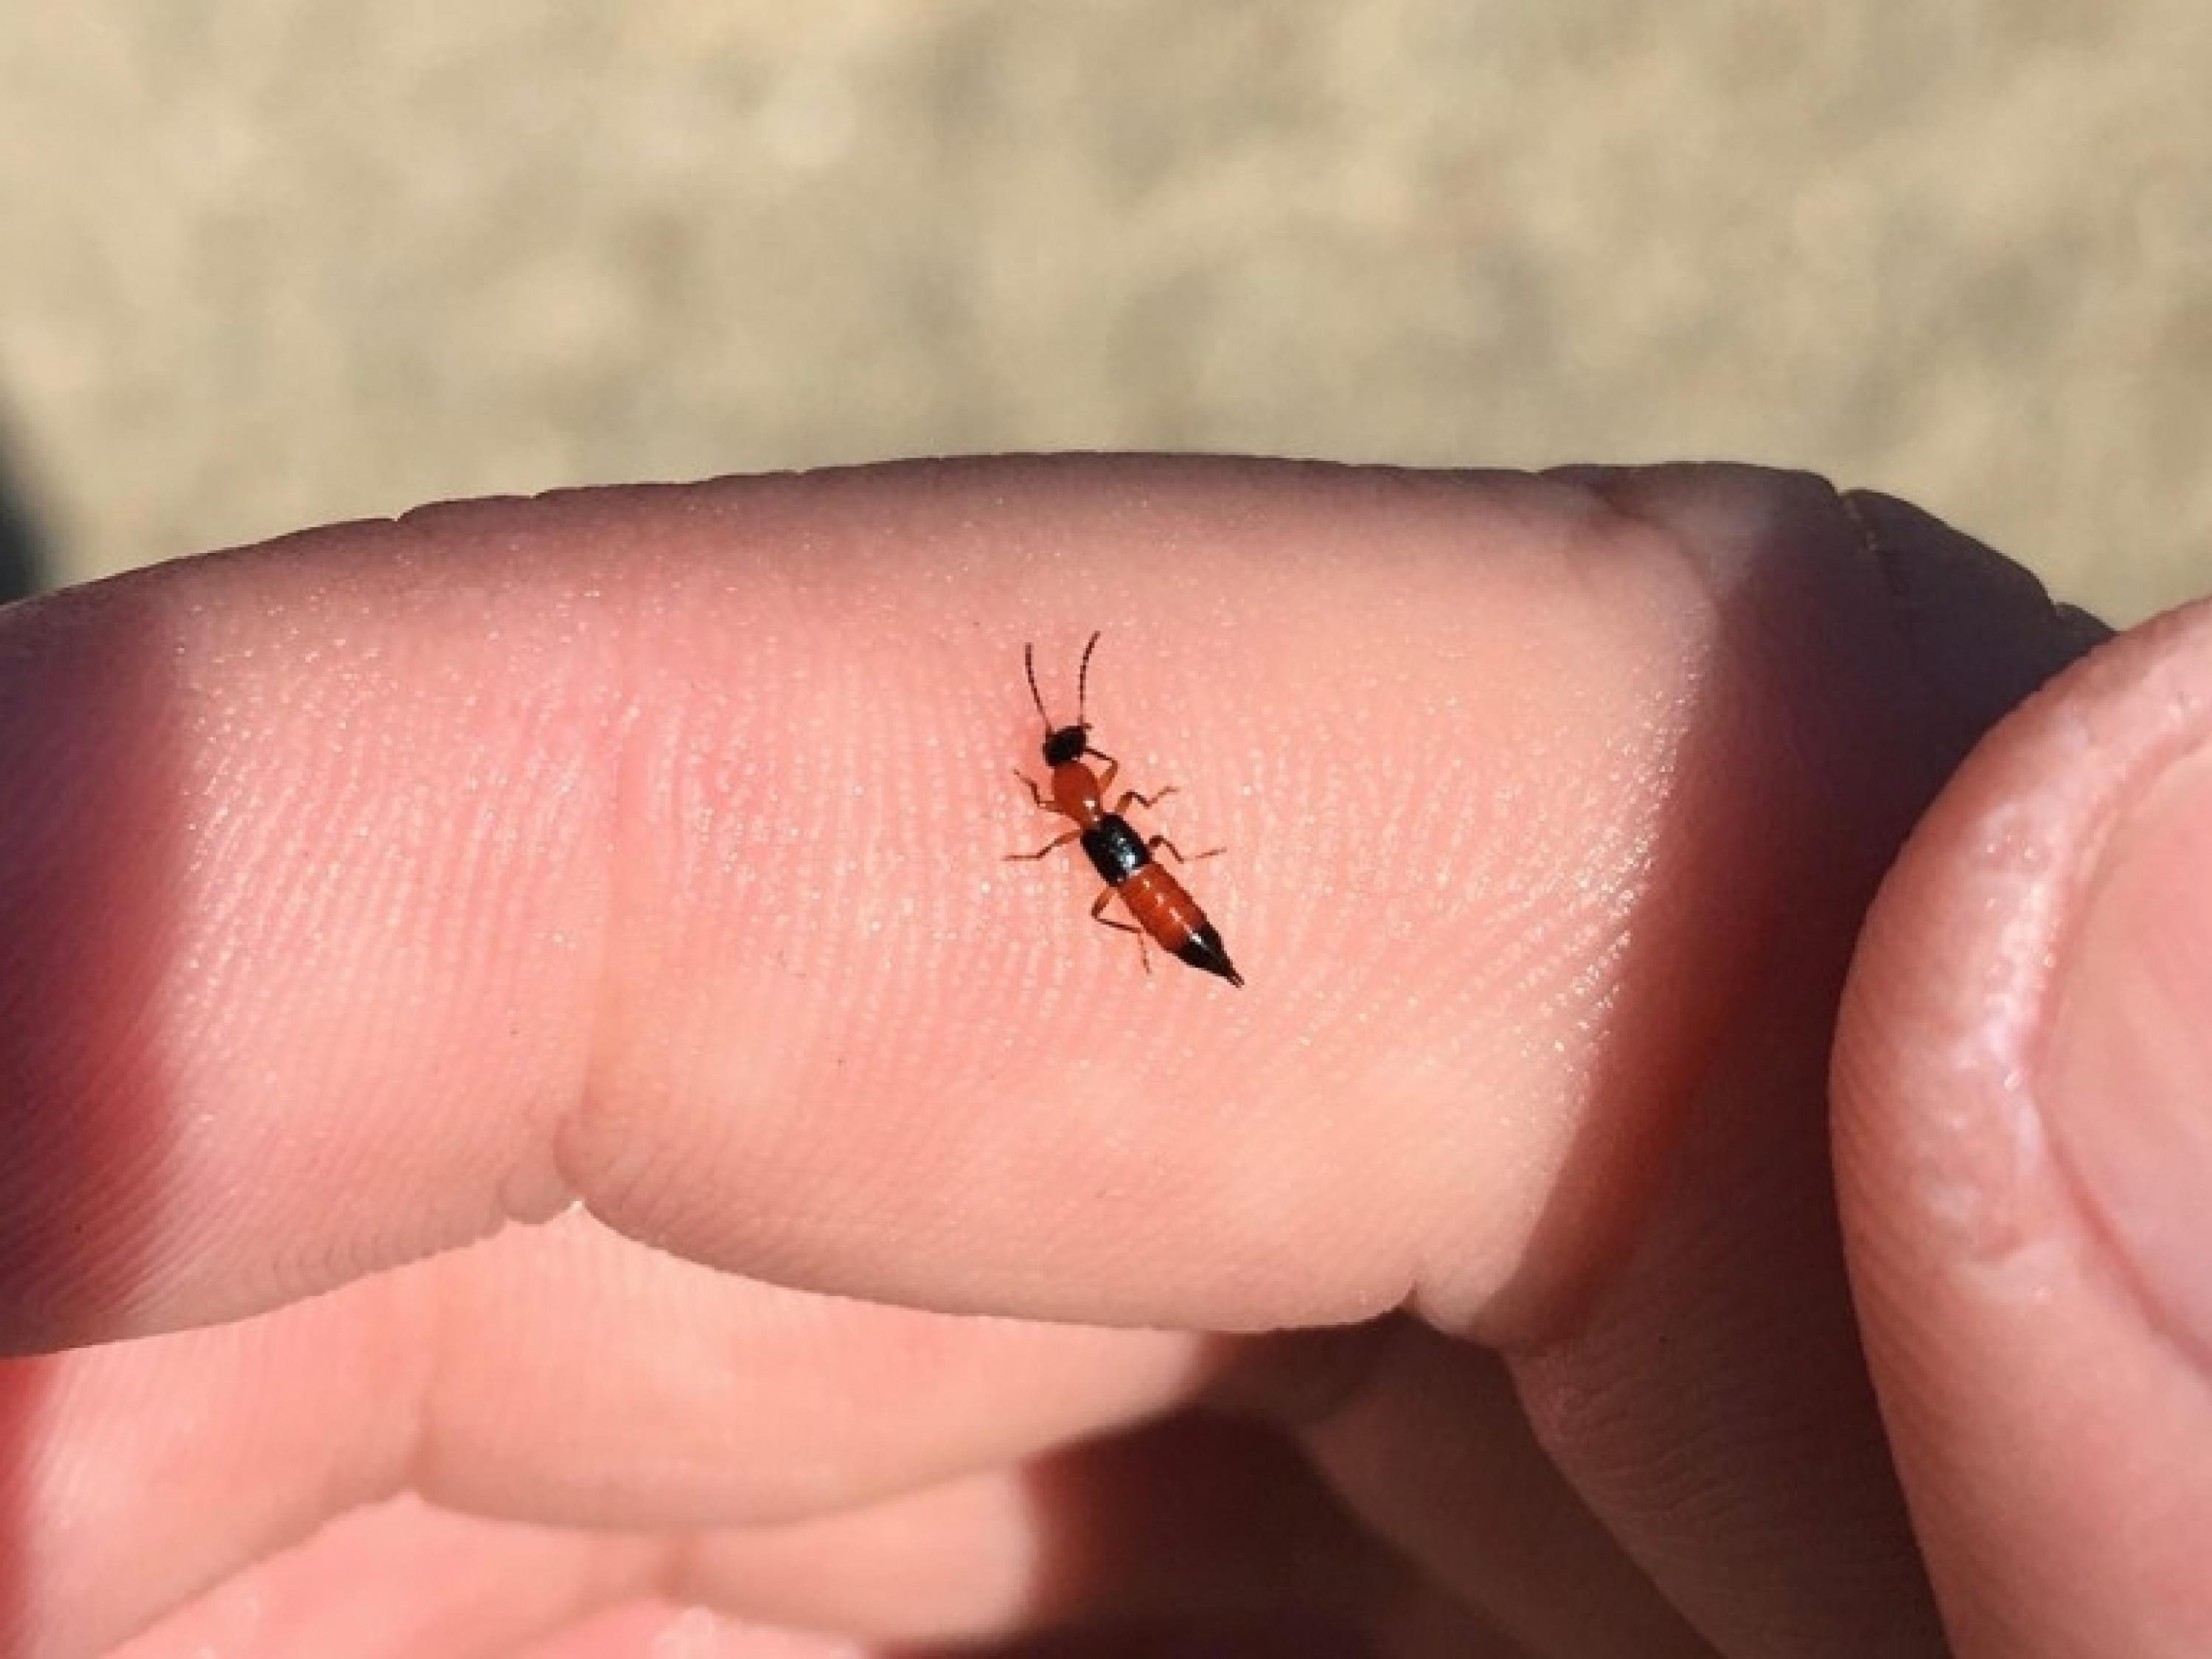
{"left": 1023, "top": 641, "right": 1051, "bottom": 731}
{"left": 1076, "top": 630, "right": 1102, "bottom": 728}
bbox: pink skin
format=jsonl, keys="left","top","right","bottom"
{"left": 1, "top": 456, "right": 2202, "bottom": 1657}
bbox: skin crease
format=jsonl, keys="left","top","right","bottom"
{"left": 0, "top": 455, "right": 2201, "bottom": 1658}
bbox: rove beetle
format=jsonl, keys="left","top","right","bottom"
{"left": 1006, "top": 633, "right": 1242, "bottom": 987}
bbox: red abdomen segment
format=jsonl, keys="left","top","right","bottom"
{"left": 1119, "top": 865, "right": 1242, "bottom": 986}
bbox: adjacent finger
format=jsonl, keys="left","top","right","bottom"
{"left": 104, "top": 1419, "right": 1455, "bottom": 1658}
{"left": 106, "top": 1495, "right": 655, "bottom": 1659}
{"left": 21, "top": 1212, "right": 1206, "bottom": 1656}
{"left": 509, "top": 1604, "right": 863, "bottom": 1659}
{"left": 1836, "top": 597, "right": 2212, "bottom": 1656}
{"left": 671, "top": 1416, "right": 1401, "bottom": 1646}
{"left": 1301, "top": 1320, "right": 1714, "bottom": 1658}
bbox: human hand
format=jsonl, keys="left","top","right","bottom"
{"left": 2, "top": 459, "right": 2201, "bottom": 1657}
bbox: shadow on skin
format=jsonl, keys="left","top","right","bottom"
{"left": 1001, "top": 1412, "right": 1408, "bottom": 1657}
{"left": 0, "top": 421, "right": 52, "bottom": 605}
{"left": 0, "top": 581, "right": 184, "bottom": 1652}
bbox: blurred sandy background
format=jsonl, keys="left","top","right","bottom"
{"left": 0, "top": 1, "right": 2207, "bottom": 622}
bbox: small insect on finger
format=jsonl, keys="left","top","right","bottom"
{"left": 1004, "top": 633, "right": 1242, "bottom": 987}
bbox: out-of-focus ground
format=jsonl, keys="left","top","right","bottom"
{"left": 0, "top": 2, "right": 2207, "bottom": 621}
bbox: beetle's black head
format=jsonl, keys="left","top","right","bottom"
{"left": 1026, "top": 633, "right": 1104, "bottom": 769}
{"left": 1043, "top": 723, "right": 1090, "bottom": 768}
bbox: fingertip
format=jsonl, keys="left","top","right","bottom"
{"left": 1836, "top": 596, "right": 2212, "bottom": 1655}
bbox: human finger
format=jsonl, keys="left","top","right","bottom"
{"left": 102, "top": 1495, "right": 653, "bottom": 1659}
{"left": 1, "top": 457, "right": 1919, "bottom": 1346}
{"left": 105, "top": 1418, "right": 1469, "bottom": 1658}
{"left": 507, "top": 1604, "right": 861, "bottom": 1659}
{"left": 1836, "top": 596, "right": 2212, "bottom": 1655}
{"left": 21, "top": 1211, "right": 1207, "bottom": 1656}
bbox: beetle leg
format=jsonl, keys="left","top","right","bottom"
{"left": 1088, "top": 886, "right": 1141, "bottom": 932}
{"left": 1005, "top": 829, "right": 1081, "bottom": 862}
{"left": 1090, "top": 886, "right": 1152, "bottom": 975}
{"left": 1144, "top": 833, "right": 1222, "bottom": 864}
{"left": 1113, "top": 785, "right": 1179, "bottom": 814}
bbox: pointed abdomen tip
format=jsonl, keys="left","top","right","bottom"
{"left": 1177, "top": 924, "right": 1241, "bottom": 987}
